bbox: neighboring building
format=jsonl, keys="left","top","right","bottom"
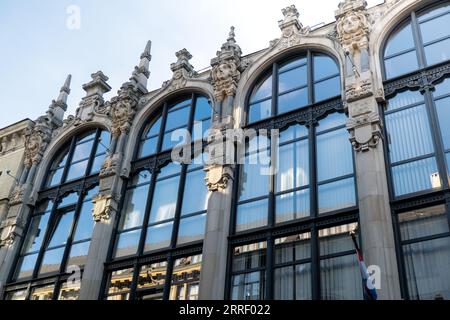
{"left": 1, "top": 0, "right": 450, "bottom": 300}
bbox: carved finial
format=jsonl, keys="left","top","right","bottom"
{"left": 335, "top": 0, "right": 367, "bottom": 18}
{"left": 279, "top": 5, "right": 302, "bottom": 30}
{"left": 55, "top": 74, "right": 71, "bottom": 105}
{"left": 171, "top": 48, "right": 194, "bottom": 73}
{"left": 130, "top": 40, "right": 152, "bottom": 91}
{"left": 227, "top": 26, "right": 236, "bottom": 43}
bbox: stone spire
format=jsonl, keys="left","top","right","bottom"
{"left": 130, "top": 40, "right": 152, "bottom": 92}
{"left": 46, "top": 74, "right": 72, "bottom": 126}
{"left": 171, "top": 48, "right": 194, "bottom": 74}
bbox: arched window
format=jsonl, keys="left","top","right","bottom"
{"left": 382, "top": 1, "right": 450, "bottom": 300}
{"left": 105, "top": 94, "right": 211, "bottom": 301}
{"left": 5, "top": 128, "right": 110, "bottom": 300}
{"left": 230, "top": 52, "right": 361, "bottom": 300}
{"left": 383, "top": 1, "right": 450, "bottom": 79}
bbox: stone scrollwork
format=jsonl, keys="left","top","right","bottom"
{"left": 335, "top": 0, "right": 370, "bottom": 53}
{"left": 345, "top": 79, "right": 373, "bottom": 102}
{"left": 204, "top": 165, "right": 233, "bottom": 192}
{"left": 347, "top": 111, "right": 382, "bottom": 152}
{"left": 276, "top": 5, "right": 310, "bottom": 49}
{"left": 92, "top": 194, "right": 115, "bottom": 222}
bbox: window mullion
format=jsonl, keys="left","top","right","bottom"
{"left": 411, "top": 11, "right": 427, "bottom": 69}
{"left": 60, "top": 137, "right": 77, "bottom": 185}
{"left": 157, "top": 103, "right": 169, "bottom": 154}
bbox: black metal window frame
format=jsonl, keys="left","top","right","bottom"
{"left": 3, "top": 128, "right": 108, "bottom": 300}
{"left": 227, "top": 50, "right": 361, "bottom": 300}
{"left": 101, "top": 92, "right": 212, "bottom": 300}
{"left": 381, "top": 0, "right": 450, "bottom": 300}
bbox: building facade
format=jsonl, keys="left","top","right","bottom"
{"left": 1, "top": 0, "right": 450, "bottom": 300}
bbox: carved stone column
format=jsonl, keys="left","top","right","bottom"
{"left": 336, "top": 0, "right": 401, "bottom": 299}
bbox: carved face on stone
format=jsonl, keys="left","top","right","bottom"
{"left": 26, "top": 133, "right": 42, "bottom": 155}
{"left": 342, "top": 14, "right": 362, "bottom": 35}
{"left": 215, "top": 62, "right": 233, "bottom": 81}
{"left": 173, "top": 70, "right": 183, "bottom": 80}
{"left": 112, "top": 102, "right": 129, "bottom": 122}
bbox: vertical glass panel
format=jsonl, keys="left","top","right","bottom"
{"left": 424, "top": 38, "right": 450, "bottom": 67}
{"left": 274, "top": 264, "right": 312, "bottom": 300}
{"left": 320, "top": 255, "right": 362, "bottom": 300}
{"left": 146, "top": 117, "right": 162, "bottom": 138}
{"left": 403, "top": 237, "right": 450, "bottom": 300}
{"left": 192, "top": 118, "right": 211, "bottom": 141}
{"left": 119, "top": 184, "right": 150, "bottom": 230}
{"left": 385, "top": 23, "right": 415, "bottom": 57}
{"left": 137, "top": 262, "right": 167, "bottom": 300}
{"left": 58, "top": 192, "right": 78, "bottom": 208}
{"left": 317, "top": 128, "right": 353, "bottom": 182}
{"left": 58, "top": 281, "right": 80, "bottom": 300}
{"left": 276, "top": 139, "right": 309, "bottom": 192}
{"left": 433, "top": 78, "right": 450, "bottom": 98}
{"left": 278, "top": 125, "right": 308, "bottom": 144}
{"left": 236, "top": 199, "right": 268, "bottom": 232}
{"left": 250, "top": 75, "right": 272, "bottom": 103}
{"left": 165, "top": 107, "right": 191, "bottom": 131}
{"left": 65, "top": 160, "right": 88, "bottom": 181}
{"left": 39, "top": 247, "right": 65, "bottom": 275}
{"left": 318, "top": 178, "right": 356, "bottom": 214}
{"left": 386, "top": 90, "right": 424, "bottom": 111}
{"left": 21, "top": 212, "right": 51, "bottom": 254}
{"left": 47, "top": 211, "right": 74, "bottom": 248}
{"left": 232, "top": 242, "right": 266, "bottom": 272}
{"left": 248, "top": 99, "right": 272, "bottom": 123}
{"left": 73, "top": 201, "right": 94, "bottom": 242}
{"left": 278, "top": 87, "right": 308, "bottom": 114}
{"left": 386, "top": 105, "right": 434, "bottom": 163}
{"left": 231, "top": 272, "right": 264, "bottom": 300}
{"left": 392, "top": 157, "right": 440, "bottom": 196}
{"left": 30, "top": 285, "right": 55, "bottom": 300}
{"left": 149, "top": 176, "right": 180, "bottom": 224}
{"left": 385, "top": 50, "right": 419, "bottom": 79}
{"left": 114, "top": 230, "right": 140, "bottom": 258}
{"left": 130, "top": 170, "right": 152, "bottom": 186}
{"left": 13, "top": 253, "right": 38, "bottom": 280}
{"left": 170, "top": 255, "right": 202, "bottom": 300}
{"left": 90, "top": 154, "right": 105, "bottom": 174}
{"left": 5, "top": 289, "right": 28, "bottom": 300}
{"left": 279, "top": 57, "right": 307, "bottom": 72}
{"left": 314, "top": 55, "right": 339, "bottom": 80}
{"left": 144, "top": 222, "right": 173, "bottom": 252}
{"left": 177, "top": 213, "right": 206, "bottom": 244}
{"left": 399, "top": 205, "right": 449, "bottom": 241}
{"left": 314, "top": 76, "right": 341, "bottom": 102}
{"left": 239, "top": 158, "right": 270, "bottom": 201}
{"left": 107, "top": 268, "right": 134, "bottom": 298}
{"left": 66, "top": 241, "right": 90, "bottom": 269}
{"left": 278, "top": 65, "right": 307, "bottom": 93}
{"left": 316, "top": 112, "right": 346, "bottom": 133}
{"left": 181, "top": 170, "right": 208, "bottom": 215}
{"left": 275, "top": 232, "right": 311, "bottom": 263}
{"left": 419, "top": 12, "right": 450, "bottom": 44}
{"left": 47, "top": 168, "right": 64, "bottom": 187}
{"left": 275, "top": 189, "right": 310, "bottom": 223}
{"left": 71, "top": 140, "right": 94, "bottom": 162}
{"left": 319, "top": 223, "right": 357, "bottom": 255}
{"left": 162, "top": 129, "right": 188, "bottom": 151}
{"left": 77, "top": 131, "right": 96, "bottom": 143}
{"left": 158, "top": 162, "right": 181, "bottom": 178}
{"left": 97, "top": 130, "right": 111, "bottom": 154}
{"left": 194, "top": 97, "right": 211, "bottom": 121}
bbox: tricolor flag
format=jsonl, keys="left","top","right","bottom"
{"left": 350, "top": 230, "right": 378, "bottom": 300}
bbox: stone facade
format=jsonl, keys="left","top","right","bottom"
{"left": 0, "top": 0, "right": 448, "bottom": 300}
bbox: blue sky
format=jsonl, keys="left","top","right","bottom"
{"left": 0, "top": 0, "right": 383, "bottom": 128}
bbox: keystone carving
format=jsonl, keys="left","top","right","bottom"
{"left": 347, "top": 111, "right": 382, "bottom": 152}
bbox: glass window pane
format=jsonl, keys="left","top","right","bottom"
{"left": 274, "top": 264, "right": 312, "bottom": 300}
{"left": 192, "top": 118, "right": 211, "bottom": 141}
{"left": 418, "top": 3, "right": 450, "bottom": 22}
{"left": 77, "top": 131, "right": 96, "bottom": 143}
{"left": 66, "top": 240, "right": 90, "bottom": 269}
{"left": 137, "top": 262, "right": 167, "bottom": 300}
{"left": 144, "top": 222, "right": 173, "bottom": 252}
{"left": 165, "top": 106, "right": 191, "bottom": 131}
{"left": 130, "top": 170, "right": 152, "bottom": 187}
{"left": 278, "top": 87, "right": 308, "bottom": 114}
{"left": 5, "top": 289, "right": 28, "bottom": 300}
{"left": 47, "top": 211, "right": 75, "bottom": 248}
{"left": 58, "top": 192, "right": 78, "bottom": 208}
{"left": 433, "top": 77, "right": 450, "bottom": 98}
{"left": 385, "top": 23, "right": 415, "bottom": 57}
{"left": 236, "top": 199, "right": 268, "bottom": 232}
{"left": 170, "top": 255, "right": 202, "bottom": 301}
{"left": 314, "top": 76, "right": 340, "bottom": 102}
{"left": 47, "top": 168, "right": 64, "bottom": 187}
{"left": 279, "top": 124, "right": 308, "bottom": 144}
{"left": 239, "top": 156, "right": 270, "bottom": 201}
{"left": 21, "top": 212, "right": 51, "bottom": 254}
{"left": 386, "top": 105, "right": 434, "bottom": 163}
{"left": 314, "top": 55, "right": 339, "bottom": 81}
{"left": 279, "top": 57, "right": 307, "bottom": 72}
{"left": 73, "top": 200, "right": 94, "bottom": 242}
{"left": 276, "top": 139, "right": 309, "bottom": 192}
{"left": 317, "top": 128, "right": 353, "bottom": 182}
{"left": 119, "top": 184, "right": 149, "bottom": 231}
{"left": 320, "top": 255, "right": 362, "bottom": 300}
{"left": 114, "top": 230, "right": 140, "bottom": 258}
{"left": 318, "top": 178, "right": 356, "bottom": 214}
{"left": 316, "top": 112, "right": 346, "bottom": 133}
{"left": 232, "top": 242, "right": 266, "bottom": 272}
{"left": 149, "top": 176, "right": 179, "bottom": 224}
{"left": 39, "top": 247, "right": 65, "bottom": 275}
{"left": 158, "top": 162, "right": 182, "bottom": 178}
{"left": 250, "top": 75, "right": 272, "bottom": 103}
{"left": 386, "top": 90, "right": 424, "bottom": 111}
{"left": 319, "top": 223, "right": 357, "bottom": 255}
{"left": 248, "top": 99, "right": 272, "bottom": 123}
{"left": 90, "top": 154, "right": 105, "bottom": 174}
{"left": 434, "top": 97, "right": 450, "bottom": 150}
{"left": 385, "top": 50, "right": 419, "bottom": 79}
{"left": 177, "top": 213, "right": 206, "bottom": 245}
{"left": 181, "top": 170, "right": 208, "bottom": 215}
{"left": 107, "top": 268, "right": 134, "bottom": 296}
{"left": 30, "top": 284, "right": 55, "bottom": 300}
{"left": 146, "top": 117, "right": 162, "bottom": 138}
{"left": 399, "top": 205, "right": 449, "bottom": 241}
{"left": 403, "top": 237, "right": 450, "bottom": 300}
{"left": 231, "top": 272, "right": 264, "bottom": 300}
{"left": 420, "top": 12, "right": 450, "bottom": 44}
{"left": 275, "top": 232, "right": 311, "bottom": 264}
{"left": 424, "top": 38, "right": 450, "bottom": 66}
{"left": 194, "top": 97, "right": 211, "bottom": 120}
{"left": 71, "top": 140, "right": 94, "bottom": 162}
{"left": 13, "top": 253, "right": 38, "bottom": 280}
{"left": 96, "top": 130, "right": 111, "bottom": 154}
{"left": 161, "top": 129, "right": 188, "bottom": 151}
{"left": 278, "top": 65, "right": 307, "bottom": 93}
{"left": 65, "top": 160, "right": 88, "bottom": 181}
{"left": 58, "top": 281, "right": 80, "bottom": 300}
{"left": 392, "top": 157, "right": 441, "bottom": 196}
{"left": 276, "top": 189, "right": 310, "bottom": 223}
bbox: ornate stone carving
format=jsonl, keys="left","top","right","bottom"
{"left": 110, "top": 98, "right": 136, "bottom": 138}
{"left": 345, "top": 78, "right": 373, "bottom": 102}
{"left": 347, "top": 111, "right": 382, "bottom": 152}
{"left": 23, "top": 117, "right": 54, "bottom": 168}
{"left": 204, "top": 165, "right": 233, "bottom": 192}
{"left": 0, "top": 217, "right": 25, "bottom": 247}
{"left": 9, "top": 185, "right": 25, "bottom": 206}
{"left": 99, "top": 155, "right": 118, "bottom": 178}
{"left": 92, "top": 194, "right": 114, "bottom": 222}
{"left": 162, "top": 49, "right": 197, "bottom": 92}
{"left": 277, "top": 5, "right": 310, "bottom": 49}
{"left": 335, "top": 0, "right": 370, "bottom": 52}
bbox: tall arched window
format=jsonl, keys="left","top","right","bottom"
{"left": 5, "top": 128, "right": 110, "bottom": 300}
{"left": 229, "top": 51, "right": 361, "bottom": 300}
{"left": 104, "top": 93, "right": 211, "bottom": 301}
{"left": 382, "top": 1, "right": 450, "bottom": 300}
